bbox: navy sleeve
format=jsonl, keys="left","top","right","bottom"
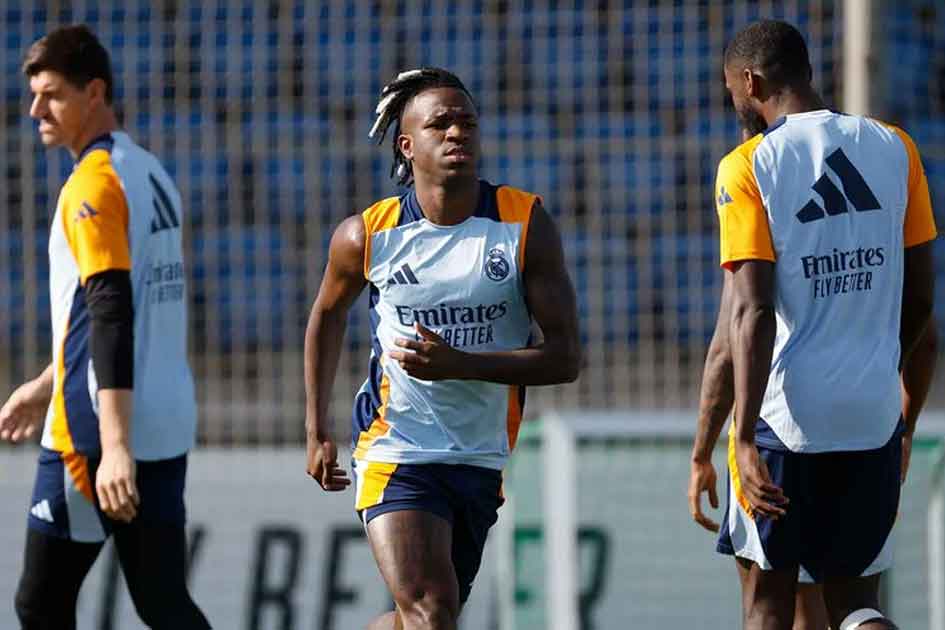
{"left": 85, "top": 270, "right": 134, "bottom": 389}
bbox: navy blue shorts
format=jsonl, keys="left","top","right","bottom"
{"left": 352, "top": 459, "right": 504, "bottom": 603}
{"left": 27, "top": 447, "right": 187, "bottom": 543}
{"left": 717, "top": 421, "right": 903, "bottom": 582}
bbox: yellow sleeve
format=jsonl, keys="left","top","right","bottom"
{"left": 716, "top": 146, "right": 775, "bottom": 269}
{"left": 62, "top": 166, "right": 131, "bottom": 284}
{"left": 889, "top": 127, "right": 937, "bottom": 247}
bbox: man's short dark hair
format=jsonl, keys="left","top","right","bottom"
{"left": 724, "top": 20, "right": 813, "bottom": 90}
{"left": 22, "top": 24, "right": 114, "bottom": 104}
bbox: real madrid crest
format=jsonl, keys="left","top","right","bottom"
{"left": 484, "top": 247, "right": 510, "bottom": 281}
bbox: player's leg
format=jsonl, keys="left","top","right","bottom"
{"left": 366, "top": 509, "right": 459, "bottom": 630}
{"left": 794, "top": 583, "right": 829, "bottom": 630}
{"left": 113, "top": 520, "right": 210, "bottom": 629}
{"left": 737, "top": 557, "right": 799, "bottom": 629}
{"left": 815, "top": 424, "right": 902, "bottom": 630}
{"left": 111, "top": 454, "right": 210, "bottom": 629}
{"left": 822, "top": 574, "right": 895, "bottom": 629}
{"left": 15, "top": 448, "right": 107, "bottom": 629}
{"left": 14, "top": 529, "right": 103, "bottom": 630}
{"left": 354, "top": 461, "right": 503, "bottom": 630}
{"left": 719, "top": 430, "right": 805, "bottom": 629}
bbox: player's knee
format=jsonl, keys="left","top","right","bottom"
{"left": 130, "top": 588, "right": 209, "bottom": 630}
{"left": 839, "top": 608, "right": 897, "bottom": 630}
{"left": 395, "top": 588, "right": 459, "bottom": 630}
{"left": 15, "top": 579, "right": 60, "bottom": 628}
{"left": 15, "top": 579, "right": 39, "bottom": 622}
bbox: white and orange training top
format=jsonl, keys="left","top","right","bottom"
{"left": 43, "top": 132, "right": 196, "bottom": 461}
{"left": 717, "top": 110, "right": 936, "bottom": 452}
{"left": 352, "top": 180, "right": 536, "bottom": 469}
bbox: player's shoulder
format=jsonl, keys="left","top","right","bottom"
{"left": 361, "top": 194, "right": 404, "bottom": 236}
{"left": 717, "top": 133, "right": 766, "bottom": 176}
{"left": 867, "top": 117, "right": 920, "bottom": 155}
{"left": 493, "top": 182, "right": 539, "bottom": 200}
{"left": 65, "top": 140, "right": 124, "bottom": 205}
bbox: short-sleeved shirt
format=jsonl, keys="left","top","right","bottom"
{"left": 716, "top": 110, "right": 936, "bottom": 452}
{"left": 42, "top": 132, "right": 197, "bottom": 461}
{"left": 351, "top": 180, "right": 536, "bottom": 470}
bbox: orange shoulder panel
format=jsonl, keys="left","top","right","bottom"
{"left": 716, "top": 134, "right": 776, "bottom": 268}
{"left": 878, "top": 123, "right": 937, "bottom": 247}
{"left": 361, "top": 196, "right": 402, "bottom": 279}
{"left": 61, "top": 149, "right": 131, "bottom": 283}
{"left": 496, "top": 186, "right": 540, "bottom": 270}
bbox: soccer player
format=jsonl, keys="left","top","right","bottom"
{"left": 690, "top": 145, "right": 939, "bottom": 630}
{"left": 0, "top": 25, "right": 210, "bottom": 629}
{"left": 689, "top": 20, "right": 936, "bottom": 630}
{"left": 690, "top": 274, "right": 938, "bottom": 630}
{"left": 303, "top": 68, "right": 580, "bottom": 630}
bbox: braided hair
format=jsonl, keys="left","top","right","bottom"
{"left": 369, "top": 67, "right": 473, "bottom": 186}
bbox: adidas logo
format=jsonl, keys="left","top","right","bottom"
{"left": 30, "top": 499, "right": 54, "bottom": 523}
{"left": 387, "top": 263, "right": 419, "bottom": 286}
{"left": 75, "top": 201, "right": 99, "bottom": 222}
{"left": 149, "top": 173, "right": 180, "bottom": 234}
{"left": 796, "top": 148, "right": 881, "bottom": 223}
{"left": 717, "top": 186, "right": 733, "bottom": 207}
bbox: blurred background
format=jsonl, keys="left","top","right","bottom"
{"left": 1, "top": 1, "right": 944, "bottom": 629}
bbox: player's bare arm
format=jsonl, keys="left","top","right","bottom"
{"left": 900, "top": 242, "right": 936, "bottom": 484}
{"left": 304, "top": 214, "right": 366, "bottom": 491}
{"left": 689, "top": 273, "right": 735, "bottom": 533}
{"left": 0, "top": 363, "right": 53, "bottom": 443}
{"left": 900, "top": 242, "right": 934, "bottom": 369}
{"left": 729, "top": 259, "right": 787, "bottom": 519}
{"left": 901, "top": 324, "right": 937, "bottom": 484}
{"left": 389, "top": 202, "right": 580, "bottom": 385}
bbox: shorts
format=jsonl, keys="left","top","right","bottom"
{"left": 717, "top": 420, "right": 903, "bottom": 583}
{"left": 352, "top": 459, "right": 504, "bottom": 603}
{"left": 27, "top": 447, "right": 187, "bottom": 543}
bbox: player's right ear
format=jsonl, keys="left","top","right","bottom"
{"left": 85, "top": 77, "right": 108, "bottom": 108}
{"left": 398, "top": 134, "right": 413, "bottom": 161}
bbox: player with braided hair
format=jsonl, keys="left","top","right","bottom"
{"left": 303, "top": 67, "right": 581, "bottom": 630}
{"left": 368, "top": 67, "right": 472, "bottom": 186}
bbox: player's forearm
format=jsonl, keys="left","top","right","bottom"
{"left": 98, "top": 388, "right": 133, "bottom": 451}
{"left": 304, "top": 305, "right": 347, "bottom": 440}
{"left": 693, "top": 333, "right": 734, "bottom": 462}
{"left": 459, "top": 340, "right": 581, "bottom": 385}
{"left": 29, "top": 364, "right": 54, "bottom": 404}
{"left": 900, "top": 243, "right": 935, "bottom": 369}
{"left": 902, "top": 323, "right": 938, "bottom": 436}
{"left": 730, "top": 302, "right": 775, "bottom": 443}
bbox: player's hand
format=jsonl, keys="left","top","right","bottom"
{"left": 0, "top": 380, "right": 49, "bottom": 443}
{"left": 688, "top": 458, "right": 720, "bottom": 532}
{"left": 732, "top": 439, "right": 788, "bottom": 519}
{"left": 306, "top": 436, "right": 351, "bottom": 491}
{"left": 901, "top": 432, "right": 913, "bottom": 485}
{"left": 96, "top": 444, "right": 139, "bottom": 523}
{"left": 389, "top": 322, "right": 466, "bottom": 380}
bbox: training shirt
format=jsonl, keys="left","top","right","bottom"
{"left": 716, "top": 110, "right": 936, "bottom": 452}
{"left": 42, "top": 132, "right": 197, "bottom": 461}
{"left": 352, "top": 180, "right": 536, "bottom": 469}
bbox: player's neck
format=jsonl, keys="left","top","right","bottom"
{"left": 766, "top": 87, "right": 827, "bottom": 123}
{"left": 413, "top": 176, "right": 480, "bottom": 226}
{"left": 67, "top": 109, "right": 119, "bottom": 160}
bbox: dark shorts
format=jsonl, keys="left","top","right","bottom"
{"left": 717, "top": 421, "right": 903, "bottom": 583}
{"left": 28, "top": 447, "right": 187, "bottom": 542}
{"left": 352, "top": 459, "right": 504, "bottom": 603}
